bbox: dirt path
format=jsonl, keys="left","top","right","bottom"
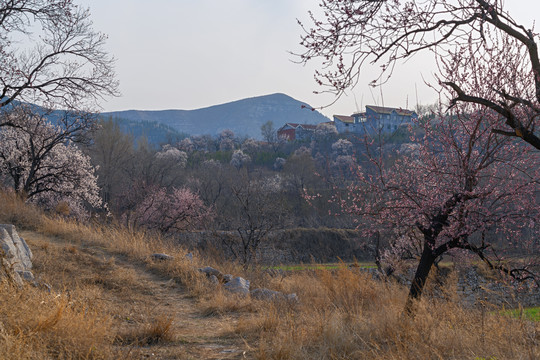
{"left": 20, "top": 230, "right": 250, "bottom": 359}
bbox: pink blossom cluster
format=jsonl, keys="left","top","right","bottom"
{"left": 132, "top": 186, "right": 212, "bottom": 233}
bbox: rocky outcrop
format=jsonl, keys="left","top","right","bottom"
{"left": 455, "top": 266, "right": 540, "bottom": 308}
{"left": 197, "top": 263, "right": 298, "bottom": 301}
{"left": 0, "top": 224, "right": 34, "bottom": 285}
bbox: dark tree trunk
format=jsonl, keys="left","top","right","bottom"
{"left": 404, "top": 243, "right": 436, "bottom": 313}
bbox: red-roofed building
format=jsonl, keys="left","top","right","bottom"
{"left": 277, "top": 123, "right": 319, "bottom": 141}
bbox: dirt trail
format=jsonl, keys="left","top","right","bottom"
{"left": 20, "top": 230, "right": 250, "bottom": 360}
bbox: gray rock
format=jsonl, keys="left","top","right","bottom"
{"left": 223, "top": 274, "right": 233, "bottom": 283}
{"left": 0, "top": 224, "right": 33, "bottom": 285}
{"left": 16, "top": 270, "right": 35, "bottom": 282}
{"left": 224, "top": 276, "right": 250, "bottom": 295}
{"left": 286, "top": 293, "right": 299, "bottom": 302}
{"left": 250, "top": 288, "right": 281, "bottom": 301}
{"left": 151, "top": 253, "right": 174, "bottom": 261}
{"left": 39, "top": 282, "right": 52, "bottom": 293}
{"left": 0, "top": 225, "right": 32, "bottom": 269}
{"left": 185, "top": 252, "right": 193, "bottom": 261}
{"left": 209, "top": 275, "right": 220, "bottom": 285}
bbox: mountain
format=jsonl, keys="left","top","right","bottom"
{"left": 0, "top": 99, "right": 188, "bottom": 146}
{"left": 101, "top": 93, "right": 330, "bottom": 140}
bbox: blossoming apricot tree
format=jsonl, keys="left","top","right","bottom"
{"left": 0, "top": 109, "right": 100, "bottom": 216}
{"left": 132, "top": 186, "right": 212, "bottom": 233}
{"left": 337, "top": 105, "right": 539, "bottom": 309}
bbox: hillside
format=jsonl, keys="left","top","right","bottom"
{"left": 1, "top": 192, "right": 538, "bottom": 359}
{"left": 102, "top": 93, "right": 330, "bottom": 139}
{"left": 18, "top": 229, "right": 245, "bottom": 359}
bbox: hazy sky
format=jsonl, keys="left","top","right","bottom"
{"left": 80, "top": 0, "right": 540, "bottom": 119}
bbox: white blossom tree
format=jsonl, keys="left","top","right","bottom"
{"left": 0, "top": 109, "right": 100, "bottom": 215}
{"left": 230, "top": 149, "right": 251, "bottom": 169}
{"left": 219, "top": 129, "right": 236, "bottom": 151}
{"left": 156, "top": 144, "right": 188, "bottom": 168}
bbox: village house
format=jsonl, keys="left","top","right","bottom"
{"left": 333, "top": 105, "right": 417, "bottom": 135}
{"left": 277, "top": 123, "right": 318, "bottom": 141}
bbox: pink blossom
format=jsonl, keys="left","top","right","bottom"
{"left": 132, "top": 186, "right": 212, "bottom": 233}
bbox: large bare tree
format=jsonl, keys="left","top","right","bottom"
{"left": 0, "top": 0, "right": 118, "bottom": 119}
{"left": 298, "top": 0, "right": 540, "bottom": 149}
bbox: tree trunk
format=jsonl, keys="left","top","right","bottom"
{"left": 404, "top": 243, "right": 436, "bottom": 313}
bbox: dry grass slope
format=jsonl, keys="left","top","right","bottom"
{"left": 0, "top": 190, "right": 539, "bottom": 359}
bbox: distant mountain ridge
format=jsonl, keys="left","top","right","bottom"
{"left": 101, "top": 93, "right": 330, "bottom": 139}
{"left": 0, "top": 99, "right": 188, "bottom": 146}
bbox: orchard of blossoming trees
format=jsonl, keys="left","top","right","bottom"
{"left": 298, "top": 0, "right": 540, "bottom": 149}
{"left": 0, "top": 0, "right": 537, "bottom": 292}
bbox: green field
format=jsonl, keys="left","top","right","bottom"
{"left": 500, "top": 307, "right": 540, "bottom": 321}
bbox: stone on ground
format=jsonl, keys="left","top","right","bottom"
{"left": 0, "top": 224, "right": 34, "bottom": 285}
{"left": 224, "top": 276, "right": 250, "bottom": 295}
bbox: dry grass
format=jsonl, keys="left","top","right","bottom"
{"left": 1, "top": 190, "right": 539, "bottom": 359}
{"left": 247, "top": 267, "right": 540, "bottom": 360}
{"left": 0, "top": 191, "right": 239, "bottom": 357}
{"left": 116, "top": 316, "right": 176, "bottom": 346}
{"left": 0, "top": 190, "right": 43, "bottom": 230}
{"left": 199, "top": 290, "right": 257, "bottom": 317}
{"left": 0, "top": 280, "right": 117, "bottom": 359}
{"left": 0, "top": 193, "right": 116, "bottom": 358}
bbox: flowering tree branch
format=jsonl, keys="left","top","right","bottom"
{"left": 298, "top": 0, "right": 540, "bottom": 149}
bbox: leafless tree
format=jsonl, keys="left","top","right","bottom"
{"left": 227, "top": 168, "right": 287, "bottom": 269}
{"left": 87, "top": 118, "right": 135, "bottom": 210}
{"left": 0, "top": 0, "right": 118, "bottom": 120}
